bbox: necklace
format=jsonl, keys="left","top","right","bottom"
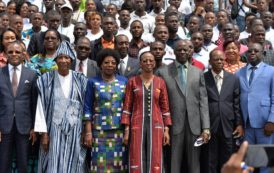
{"left": 102, "top": 75, "right": 115, "bottom": 83}
{"left": 141, "top": 74, "right": 154, "bottom": 88}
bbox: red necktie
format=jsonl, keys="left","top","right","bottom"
{"left": 79, "top": 61, "right": 83, "bottom": 73}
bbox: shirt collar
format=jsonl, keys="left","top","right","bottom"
{"left": 8, "top": 64, "right": 22, "bottom": 72}
{"left": 175, "top": 60, "right": 188, "bottom": 69}
{"left": 247, "top": 62, "right": 262, "bottom": 70}
{"left": 101, "top": 37, "right": 115, "bottom": 44}
{"left": 211, "top": 69, "right": 224, "bottom": 79}
{"left": 76, "top": 58, "right": 88, "bottom": 65}
{"left": 120, "top": 55, "right": 129, "bottom": 65}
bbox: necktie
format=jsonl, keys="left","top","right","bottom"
{"left": 249, "top": 66, "right": 256, "bottom": 85}
{"left": 12, "top": 66, "right": 18, "bottom": 96}
{"left": 215, "top": 74, "right": 222, "bottom": 93}
{"left": 79, "top": 61, "right": 83, "bottom": 73}
{"left": 180, "top": 65, "right": 187, "bottom": 92}
{"left": 120, "top": 59, "right": 126, "bottom": 75}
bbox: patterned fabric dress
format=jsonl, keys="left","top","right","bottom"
{"left": 25, "top": 54, "right": 58, "bottom": 75}
{"left": 83, "top": 75, "right": 128, "bottom": 173}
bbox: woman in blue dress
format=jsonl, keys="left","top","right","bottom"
{"left": 83, "top": 49, "right": 128, "bottom": 172}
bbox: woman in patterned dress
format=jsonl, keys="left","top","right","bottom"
{"left": 25, "top": 29, "right": 60, "bottom": 75}
{"left": 223, "top": 40, "right": 246, "bottom": 74}
{"left": 83, "top": 49, "right": 128, "bottom": 173}
{"left": 121, "top": 51, "right": 172, "bottom": 173}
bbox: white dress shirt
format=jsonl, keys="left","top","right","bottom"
{"left": 193, "top": 48, "right": 210, "bottom": 70}
{"left": 76, "top": 58, "right": 88, "bottom": 76}
{"left": 118, "top": 55, "right": 129, "bottom": 70}
{"left": 58, "top": 24, "right": 75, "bottom": 43}
{"left": 34, "top": 71, "right": 72, "bottom": 133}
{"left": 211, "top": 70, "right": 224, "bottom": 93}
{"left": 9, "top": 64, "right": 22, "bottom": 84}
{"left": 86, "top": 28, "right": 103, "bottom": 41}
{"left": 130, "top": 12, "right": 155, "bottom": 34}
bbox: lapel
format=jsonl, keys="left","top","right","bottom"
{"left": 170, "top": 62, "right": 186, "bottom": 96}
{"left": 3, "top": 66, "right": 13, "bottom": 95}
{"left": 250, "top": 63, "right": 265, "bottom": 87}
{"left": 240, "top": 65, "right": 249, "bottom": 88}
{"left": 16, "top": 66, "right": 28, "bottom": 97}
{"left": 207, "top": 70, "right": 219, "bottom": 95}
{"left": 219, "top": 71, "right": 228, "bottom": 96}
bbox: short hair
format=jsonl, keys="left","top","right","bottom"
{"left": 97, "top": 48, "right": 120, "bottom": 68}
{"left": 45, "top": 10, "right": 61, "bottom": 21}
{"left": 0, "top": 12, "right": 8, "bottom": 18}
{"left": 164, "top": 12, "right": 178, "bottom": 23}
{"left": 130, "top": 20, "right": 143, "bottom": 28}
{"left": 150, "top": 40, "right": 166, "bottom": 49}
{"left": 188, "top": 15, "right": 204, "bottom": 28}
{"left": 76, "top": 36, "right": 90, "bottom": 45}
{"left": 0, "top": 28, "right": 21, "bottom": 52}
{"left": 30, "top": 12, "right": 44, "bottom": 21}
{"left": 139, "top": 51, "right": 153, "bottom": 61}
{"left": 6, "top": 40, "right": 24, "bottom": 52}
{"left": 7, "top": 1, "right": 16, "bottom": 7}
{"left": 114, "top": 34, "right": 129, "bottom": 45}
{"left": 223, "top": 40, "right": 241, "bottom": 51}
{"left": 245, "top": 12, "right": 256, "bottom": 21}
{"left": 209, "top": 49, "right": 223, "bottom": 60}
{"left": 106, "top": 3, "right": 118, "bottom": 9}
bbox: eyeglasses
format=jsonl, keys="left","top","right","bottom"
{"left": 44, "top": 37, "right": 58, "bottom": 41}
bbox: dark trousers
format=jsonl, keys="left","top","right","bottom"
{"left": 142, "top": 115, "right": 151, "bottom": 173}
{"left": 0, "top": 121, "right": 29, "bottom": 173}
{"left": 207, "top": 125, "right": 233, "bottom": 173}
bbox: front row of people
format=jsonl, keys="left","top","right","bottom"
{"left": 1, "top": 39, "right": 274, "bottom": 173}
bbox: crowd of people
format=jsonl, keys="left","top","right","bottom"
{"left": 0, "top": 0, "right": 274, "bottom": 173}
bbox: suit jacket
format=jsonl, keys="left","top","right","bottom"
{"left": 27, "top": 31, "right": 70, "bottom": 57}
{"left": 0, "top": 65, "right": 37, "bottom": 134}
{"left": 90, "top": 37, "right": 103, "bottom": 61}
{"left": 158, "top": 62, "right": 210, "bottom": 135}
{"left": 71, "top": 58, "right": 99, "bottom": 78}
{"left": 204, "top": 70, "right": 242, "bottom": 138}
{"left": 236, "top": 62, "right": 274, "bottom": 128}
{"left": 118, "top": 56, "right": 139, "bottom": 78}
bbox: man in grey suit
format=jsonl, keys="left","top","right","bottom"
{"left": 158, "top": 39, "right": 210, "bottom": 173}
{"left": 115, "top": 34, "right": 139, "bottom": 78}
{"left": 72, "top": 37, "right": 99, "bottom": 78}
{"left": 0, "top": 41, "right": 37, "bottom": 173}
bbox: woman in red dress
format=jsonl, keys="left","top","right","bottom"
{"left": 121, "top": 51, "right": 172, "bottom": 173}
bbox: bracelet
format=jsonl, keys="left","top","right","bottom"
{"left": 85, "top": 132, "right": 92, "bottom": 136}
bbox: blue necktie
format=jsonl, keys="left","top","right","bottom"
{"left": 249, "top": 66, "right": 256, "bottom": 85}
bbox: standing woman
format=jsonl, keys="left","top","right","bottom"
{"left": 0, "top": 28, "right": 20, "bottom": 67}
{"left": 83, "top": 49, "right": 128, "bottom": 172}
{"left": 121, "top": 51, "right": 172, "bottom": 173}
{"left": 26, "top": 29, "right": 61, "bottom": 75}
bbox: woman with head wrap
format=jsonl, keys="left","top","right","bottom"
{"left": 34, "top": 41, "right": 89, "bottom": 173}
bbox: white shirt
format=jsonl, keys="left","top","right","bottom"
{"left": 177, "top": 27, "right": 189, "bottom": 40}
{"left": 212, "top": 25, "right": 220, "bottom": 43}
{"left": 34, "top": 71, "right": 72, "bottom": 133}
{"left": 149, "top": 9, "right": 165, "bottom": 17}
{"left": 162, "top": 45, "right": 176, "bottom": 65}
{"left": 239, "top": 30, "right": 250, "bottom": 40}
{"left": 265, "top": 28, "right": 274, "bottom": 48}
{"left": 211, "top": 70, "right": 224, "bottom": 88}
{"left": 58, "top": 24, "right": 75, "bottom": 43}
{"left": 117, "top": 27, "right": 132, "bottom": 41}
{"left": 9, "top": 64, "right": 22, "bottom": 84}
{"left": 203, "top": 42, "right": 217, "bottom": 53}
{"left": 72, "top": 10, "right": 85, "bottom": 23}
{"left": 118, "top": 55, "right": 129, "bottom": 69}
{"left": 178, "top": 0, "right": 192, "bottom": 15}
{"left": 86, "top": 28, "right": 103, "bottom": 41}
{"left": 192, "top": 48, "right": 210, "bottom": 70}
{"left": 130, "top": 12, "right": 155, "bottom": 34}
{"left": 76, "top": 58, "right": 88, "bottom": 76}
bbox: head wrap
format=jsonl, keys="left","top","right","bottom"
{"left": 54, "top": 41, "right": 76, "bottom": 60}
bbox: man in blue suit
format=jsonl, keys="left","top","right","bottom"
{"left": 0, "top": 41, "right": 37, "bottom": 173}
{"left": 236, "top": 42, "right": 274, "bottom": 172}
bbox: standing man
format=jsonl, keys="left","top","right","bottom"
{"left": 158, "top": 39, "right": 210, "bottom": 173}
{"left": 58, "top": 3, "right": 75, "bottom": 43}
{"left": 72, "top": 37, "right": 98, "bottom": 78}
{"left": 0, "top": 41, "right": 37, "bottom": 173}
{"left": 115, "top": 34, "right": 139, "bottom": 78}
{"left": 236, "top": 42, "right": 274, "bottom": 173}
{"left": 204, "top": 49, "right": 243, "bottom": 173}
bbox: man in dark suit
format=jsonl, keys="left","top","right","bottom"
{"left": 115, "top": 34, "right": 139, "bottom": 78}
{"left": 158, "top": 39, "right": 210, "bottom": 173}
{"left": 0, "top": 41, "right": 37, "bottom": 173}
{"left": 72, "top": 37, "right": 98, "bottom": 78}
{"left": 27, "top": 10, "right": 70, "bottom": 56}
{"left": 204, "top": 49, "right": 243, "bottom": 173}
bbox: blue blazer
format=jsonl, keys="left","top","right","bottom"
{"left": 236, "top": 62, "right": 274, "bottom": 128}
{"left": 0, "top": 65, "right": 37, "bottom": 134}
